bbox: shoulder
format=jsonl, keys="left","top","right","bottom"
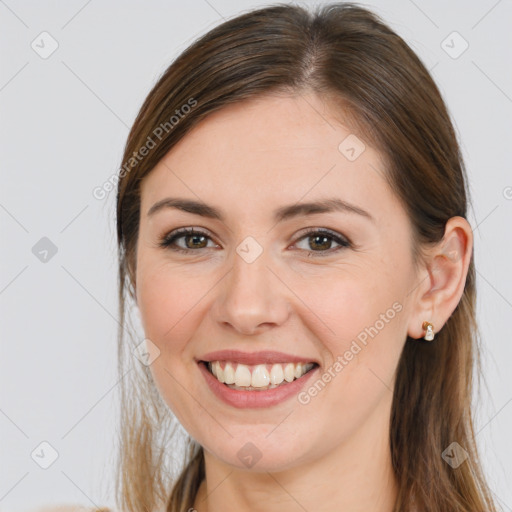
{"left": 31, "top": 505, "right": 113, "bottom": 512}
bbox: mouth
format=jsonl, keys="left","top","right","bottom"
{"left": 199, "top": 360, "right": 319, "bottom": 391}
{"left": 196, "top": 349, "right": 321, "bottom": 408}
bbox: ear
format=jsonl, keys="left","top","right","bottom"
{"left": 407, "top": 216, "right": 473, "bottom": 340}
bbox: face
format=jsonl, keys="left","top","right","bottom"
{"left": 135, "top": 92, "right": 420, "bottom": 472}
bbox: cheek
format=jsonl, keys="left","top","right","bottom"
{"left": 135, "top": 264, "right": 208, "bottom": 432}
{"left": 292, "top": 267, "right": 404, "bottom": 354}
{"left": 297, "top": 271, "right": 406, "bottom": 409}
{"left": 136, "top": 261, "right": 206, "bottom": 350}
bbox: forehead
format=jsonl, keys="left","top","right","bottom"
{"left": 165, "top": 92, "right": 366, "bottom": 166}
{"left": 140, "top": 93, "right": 396, "bottom": 223}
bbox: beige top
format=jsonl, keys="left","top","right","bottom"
{"left": 31, "top": 505, "right": 112, "bottom": 512}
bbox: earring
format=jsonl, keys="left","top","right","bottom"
{"left": 422, "top": 321, "right": 435, "bottom": 341}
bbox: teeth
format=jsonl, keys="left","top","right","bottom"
{"left": 234, "top": 364, "right": 251, "bottom": 387}
{"left": 270, "top": 364, "right": 284, "bottom": 385}
{"left": 223, "top": 362, "right": 235, "bottom": 384}
{"left": 207, "top": 360, "right": 315, "bottom": 389}
{"left": 214, "top": 361, "right": 223, "bottom": 382}
{"left": 251, "top": 364, "right": 270, "bottom": 387}
{"left": 284, "top": 363, "right": 295, "bottom": 382}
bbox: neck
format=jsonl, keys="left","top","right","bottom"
{"left": 194, "top": 394, "right": 398, "bottom": 512}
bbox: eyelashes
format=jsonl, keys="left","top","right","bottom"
{"left": 158, "top": 227, "right": 352, "bottom": 258}
{"left": 290, "top": 228, "right": 351, "bottom": 257}
{"left": 158, "top": 228, "right": 216, "bottom": 253}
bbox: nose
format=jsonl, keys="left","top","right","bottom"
{"left": 211, "top": 246, "right": 291, "bottom": 336}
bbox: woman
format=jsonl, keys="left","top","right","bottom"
{"left": 111, "top": 2, "right": 498, "bottom": 511}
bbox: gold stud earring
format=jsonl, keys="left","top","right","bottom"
{"left": 422, "top": 321, "right": 435, "bottom": 341}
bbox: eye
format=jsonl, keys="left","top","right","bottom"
{"left": 158, "top": 228, "right": 218, "bottom": 254}
{"left": 158, "top": 227, "right": 351, "bottom": 257}
{"left": 292, "top": 228, "right": 351, "bottom": 257}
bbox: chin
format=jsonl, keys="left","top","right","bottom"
{"left": 201, "top": 428, "right": 315, "bottom": 473}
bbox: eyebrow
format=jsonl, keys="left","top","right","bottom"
{"left": 146, "top": 197, "right": 374, "bottom": 223}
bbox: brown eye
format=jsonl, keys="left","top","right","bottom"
{"left": 307, "top": 234, "right": 333, "bottom": 251}
{"left": 159, "top": 228, "right": 216, "bottom": 253}
{"left": 182, "top": 233, "right": 208, "bottom": 249}
{"left": 294, "top": 229, "right": 351, "bottom": 257}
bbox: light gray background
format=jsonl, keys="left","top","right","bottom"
{"left": 1, "top": 0, "right": 511, "bottom": 510}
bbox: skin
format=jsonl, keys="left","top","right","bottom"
{"left": 134, "top": 91, "right": 473, "bottom": 512}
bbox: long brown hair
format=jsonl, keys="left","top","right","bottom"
{"left": 114, "top": 3, "right": 498, "bottom": 511}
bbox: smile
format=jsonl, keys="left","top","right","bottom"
{"left": 205, "top": 360, "right": 317, "bottom": 390}
{"left": 197, "top": 350, "right": 320, "bottom": 408}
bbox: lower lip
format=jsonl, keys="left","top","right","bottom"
{"left": 198, "top": 361, "right": 319, "bottom": 409}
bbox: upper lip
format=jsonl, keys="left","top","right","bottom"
{"left": 198, "top": 349, "right": 319, "bottom": 366}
